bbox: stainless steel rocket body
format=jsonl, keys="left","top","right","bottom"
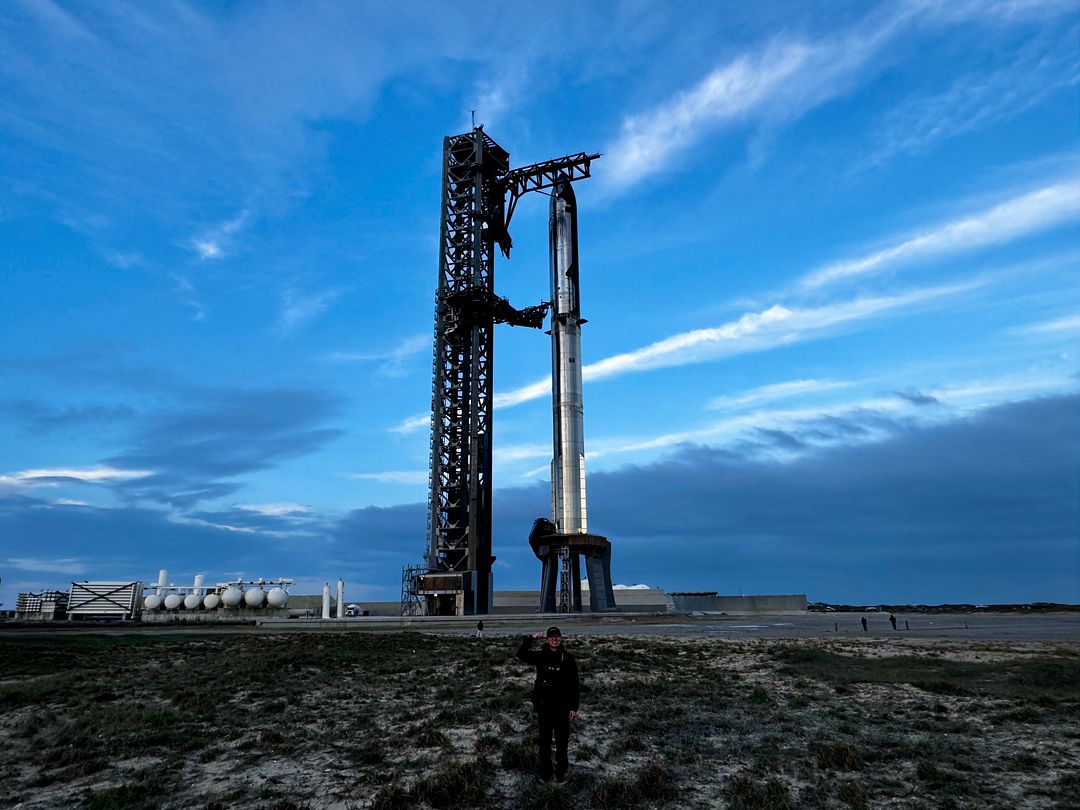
{"left": 549, "top": 180, "right": 588, "bottom": 535}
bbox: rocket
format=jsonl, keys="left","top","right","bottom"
{"left": 549, "top": 179, "right": 588, "bottom": 535}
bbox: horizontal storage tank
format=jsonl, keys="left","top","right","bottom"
{"left": 243, "top": 587, "right": 266, "bottom": 607}
{"left": 143, "top": 594, "right": 163, "bottom": 610}
{"left": 221, "top": 586, "right": 244, "bottom": 607}
{"left": 163, "top": 594, "right": 183, "bottom": 610}
{"left": 183, "top": 593, "right": 201, "bottom": 610}
{"left": 266, "top": 587, "right": 288, "bottom": 608}
{"left": 203, "top": 593, "right": 221, "bottom": 609}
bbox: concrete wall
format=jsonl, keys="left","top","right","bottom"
{"left": 310, "top": 590, "right": 676, "bottom": 617}
{"left": 141, "top": 607, "right": 290, "bottom": 623}
{"left": 670, "top": 593, "right": 807, "bottom": 614}
{"left": 492, "top": 588, "right": 672, "bottom": 614}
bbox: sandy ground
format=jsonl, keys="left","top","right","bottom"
{"left": 1, "top": 617, "right": 1077, "bottom": 809}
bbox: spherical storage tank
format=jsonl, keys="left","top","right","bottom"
{"left": 143, "top": 594, "right": 163, "bottom": 610}
{"left": 203, "top": 593, "right": 221, "bottom": 609}
{"left": 221, "top": 586, "right": 244, "bottom": 607}
{"left": 163, "top": 594, "right": 183, "bottom": 610}
{"left": 244, "top": 587, "right": 266, "bottom": 607}
{"left": 266, "top": 587, "right": 288, "bottom": 608}
{"left": 183, "top": 593, "right": 202, "bottom": 610}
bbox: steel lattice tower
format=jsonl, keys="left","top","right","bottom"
{"left": 423, "top": 129, "right": 506, "bottom": 615}
{"left": 410, "top": 127, "right": 599, "bottom": 616}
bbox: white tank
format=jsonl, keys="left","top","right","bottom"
{"left": 183, "top": 593, "right": 201, "bottom": 610}
{"left": 266, "top": 587, "right": 288, "bottom": 607}
{"left": 203, "top": 593, "right": 221, "bottom": 609}
{"left": 143, "top": 594, "right": 163, "bottom": 610}
{"left": 222, "top": 586, "right": 244, "bottom": 607}
{"left": 163, "top": 594, "right": 183, "bottom": 610}
{"left": 244, "top": 587, "right": 266, "bottom": 607}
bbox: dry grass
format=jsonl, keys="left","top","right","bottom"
{"left": 0, "top": 632, "right": 1077, "bottom": 808}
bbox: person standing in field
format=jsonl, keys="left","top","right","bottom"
{"left": 517, "top": 626, "right": 579, "bottom": 782}
{"left": 476, "top": 619, "right": 484, "bottom": 639}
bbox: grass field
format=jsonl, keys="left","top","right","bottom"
{"left": 1, "top": 631, "right": 1077, "bottom": 808}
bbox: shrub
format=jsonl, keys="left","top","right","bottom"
{"left": 587, "top": 776, "right": 641, "bottom": 810}
{"left": 637, "top": 758, "right": 675, "bottom": 800}
{"left": 836, "top": 779, "right": 869, "bottom": 809}
{"left": 520, "top": 781, "right": 574, "bottom": 810}
{"left": 606, "top": 733, "right": 645, "bottom": 758}
{"left": 813, "top": 741, "right": 864, "bottom": 771}
{"left": 412, "top": 758, "right": 491, "bottom": 809}
{"left": 82, "top": 784, "right": 144, "bottom": 810}
{"left": 500, "top": 738, "right": 537, "bottom": 772}
{"left": 370, "top": 781, "right": 410, "bottom": 810}
{"left": 726, "top": 770, "right": 794, "bottom": 810}
{"left": 413, "top": 725, "right": 450, "bottom": 748}
{"left": 347, "top": 742, "right": 385, "bottom": 765}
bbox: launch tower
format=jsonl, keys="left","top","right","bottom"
{"left": 409, "top": 127, "right": 599, "bottom": 615}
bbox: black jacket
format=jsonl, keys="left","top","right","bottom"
{"left": 517, "top": 636, "right": 579, "bottom": 712}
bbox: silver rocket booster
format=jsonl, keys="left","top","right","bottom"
{"left": 550, "top": 179, "right": 588, "bottom": 535}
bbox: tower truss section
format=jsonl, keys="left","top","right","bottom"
{"left": 421, "top": 129, "right": 508, "bottom": 615}
{"left": 407, "top": 127, "right": 600, "bottom": 616}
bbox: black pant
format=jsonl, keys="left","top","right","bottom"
{"left": 537, "top": 709, "right": 569, "bottom": 779}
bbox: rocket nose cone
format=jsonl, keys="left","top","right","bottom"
{"left": 551, "top": 177, "right": 577, "bottom": 210}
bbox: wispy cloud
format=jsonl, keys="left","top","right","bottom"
{"left": 326, "top": 335, "right": 429, "bottom": 376}
{"left": 389, "top": 414, "right": 430, "bottom": 435}
{"left": 234, "top": 503, "right": 312, "bottom": 517}
{"left": 279, "top": 287, "right": 345, "bottom": 333}
{"left": 1011, "top": 313, "right": 1080, "bottom": 335}
{"left": 466, "top": 62, "right": 530, "bottom": 132}
{"left": 602, "top": 5, "right": 919, "bottom": 193}
{"left": 104, "top": 251, "right": 143, "bottom": 269}
{"left": 801, "top": 179, "right": 1080, "bottom": 289}
{"left": 603, "top": 40, "right": 818, "bottom": 192}
{"left": 17, "top": 0, "right": 98, "bottom": 41}
{"left": 166, "top": 512, "right": 259, "bottom": 535}
{"left": 347, "top": 471, "right": 428, "bottom": 485}
{"left": 707, "top": 379, "right": 852, "bottom": 410}
{"left": 602, "top": 2, "right": 1076, "bottom": 194}
{"left": 7, "top": 557, "right": 90, "bottom": 575}
{"left": 577, "top": 369, "right": 1078, "bottom": 465}
{"left": 190, "top": 210, "right": 250, "bottom": 261}
{"left": 493, "top": 379, "right": 551, "bottom": 409}
{"left": 494, "top": 444, "right": 550, "bottom": 465}
{"left": 493, "top": 280, "right": 978, "bottom": 409}
{"left": 0, "top": 466, "right": 153, "bottom": 488}
{"left": 867, "top": 29, "right": 1080, "bottom": 165}
{"left": 171, "top": 274, "right": 207, "bottom": 320}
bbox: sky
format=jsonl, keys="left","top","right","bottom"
{"left": 1, "top": 0, "right": 1078, "bottom": 608}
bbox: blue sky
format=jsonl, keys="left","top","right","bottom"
{"left": 1, "top": 0, "right": 1077, "bottom": 608}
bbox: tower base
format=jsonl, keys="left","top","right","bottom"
{"left": 529, "top": 519, "right": 616, "bottom": 613}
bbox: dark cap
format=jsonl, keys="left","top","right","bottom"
{"left": 546, "top": 626, "right": 562, "bottom": 638}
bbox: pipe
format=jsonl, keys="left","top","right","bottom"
{"left": 321, "top": 583, "right": 331, "bottom": 619}
{"left": 193, "top": 574, "right": 205, "bottom": 596}
{"left": 336, "top": 579, "right": 345, "bottom": 619}
{"left": 157, "top": 569, "right": 168, "bottom": 595}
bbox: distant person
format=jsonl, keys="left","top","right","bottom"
{"left": 517, "top": 626, "right": 579, "bottom": 782}
{"left": 889, "top": 613, "right": 897, "bottom": 631}
{"left": 476, "top": 619, "right": 484, "bottom": 639}
{"left": 861, "top": 616, "right": 868, "bottom": 632}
